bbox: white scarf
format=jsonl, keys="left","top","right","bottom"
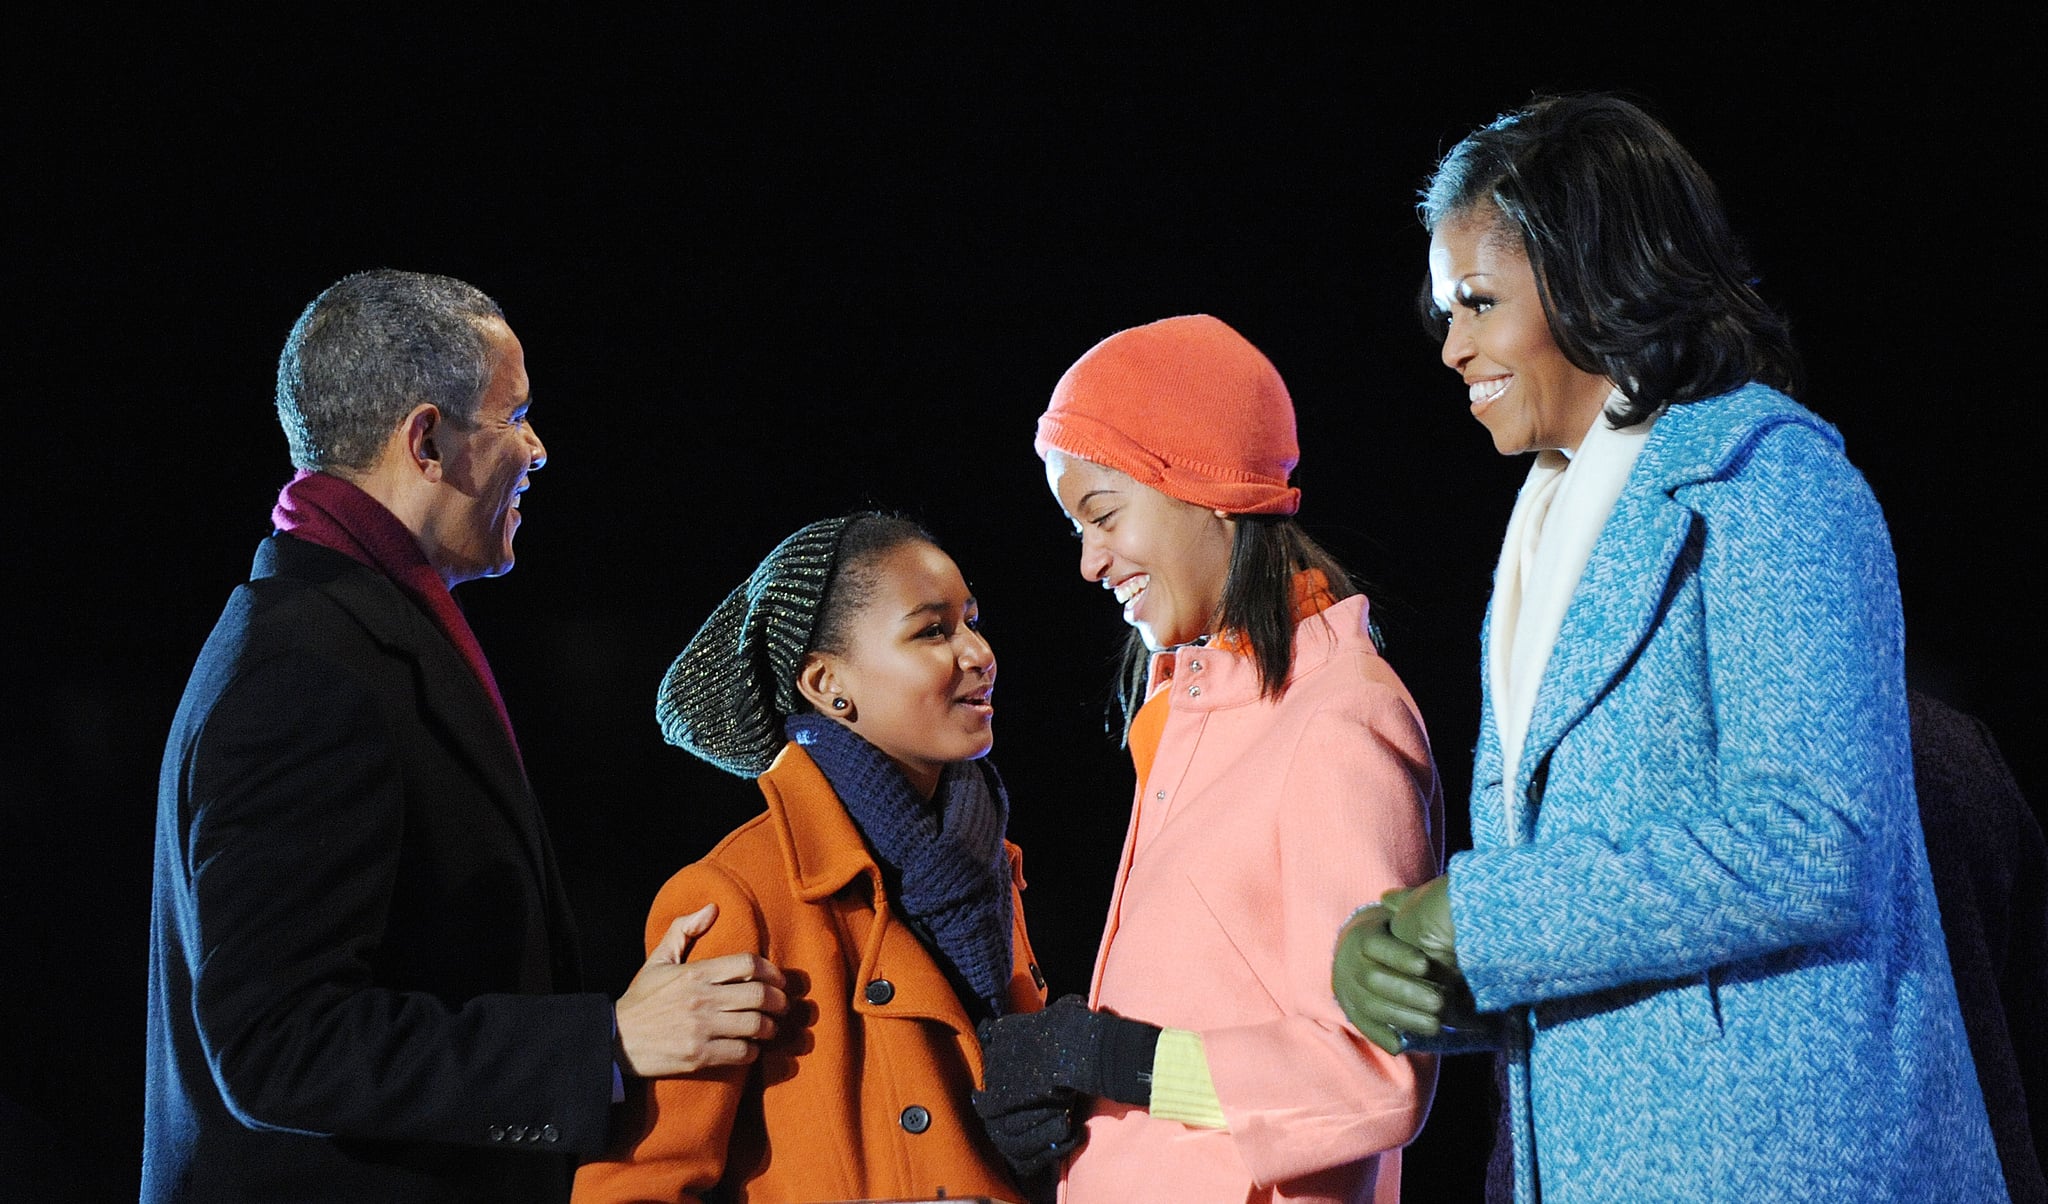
{"left": 1488, "top": 394, "right": 1656, "bottom": 832}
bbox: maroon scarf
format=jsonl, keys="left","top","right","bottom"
{"left": 271, "top": 469, "right": 523, "bottom": 767}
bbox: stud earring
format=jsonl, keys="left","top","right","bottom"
{"left": 831, "top": 697, "right": 848, "bottom": 711}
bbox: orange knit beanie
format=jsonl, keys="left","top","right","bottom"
{"left": 1033, "top": 314, "right": 1301, "bottom": 516}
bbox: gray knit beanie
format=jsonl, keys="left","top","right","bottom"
{"left": 657, "top": 515, "right": 857, "bottom": 777}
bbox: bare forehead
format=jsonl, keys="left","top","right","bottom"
{"left": 869, "top": 540, "right": 969, "bottom": 599}
{"left": 478, "top": 319, "right": 530, "bottom": 405}
{"left": 1434, "top": 207, "right": 1522, "bottom": 261}
{"left": 1045, "top": 449, "right": 1134, "bottom": 501}
{"left": 1430, "top": 211, "right": 1528, "bottom": 297}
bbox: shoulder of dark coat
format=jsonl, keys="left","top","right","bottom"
{"left": 242, "top": 533, "right": 434, "bottom": 657}
{"left": 1909, "top": 688, "right": 2036, "bottom": 838}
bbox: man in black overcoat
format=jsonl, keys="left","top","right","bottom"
{"left": 144, "top": 270, "right": 787, "bottom": 1202}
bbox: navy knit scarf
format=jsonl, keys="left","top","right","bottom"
{"left": 785, "top": 714, "right": 1015, "bottom": 1017}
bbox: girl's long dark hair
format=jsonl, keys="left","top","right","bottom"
{"left": 1110, "top": 516, "right": 1367, "bottom": 741}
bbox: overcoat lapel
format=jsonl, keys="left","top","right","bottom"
{"left": 343, "top": 565, "right": 586, "bottom": 982}
{"left": 1508, "top": 390, "right": 1843, "bottom": 841}
{"left": 260, "top": 537, "right": 555, "bottom": 893}
{"left": 762, "top": 747, "right": 977, "bottom": 1034}
{"left": 1511, "top": 438, "right": 1696, "bottom": 837}
{"left": 407, "top": 614, "right": 544, "bottom": 840}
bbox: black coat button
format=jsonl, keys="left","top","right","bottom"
{"left": 488, "top": 1125, "right": 506, "bottom": 1142}
{"left": 540, "top": 1123, "right": 560, "bottom": 1143}
{"left": 865, "top": 979, "right": 895, "bottom": 1005}
{"left": 1028, "top": 962, "right": 1045, "bottom": 990}
{"left": 900, "top": 1104, "right": 931, "bottom": 1133}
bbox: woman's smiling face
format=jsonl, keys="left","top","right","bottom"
{"left": 1045, "top": 450, "right": 1235, "bottom": 652}
{"left": 1429, "top": 208, "right": 1614, "bottom": 455}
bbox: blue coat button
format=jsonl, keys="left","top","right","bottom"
{"left": 865, "top": 979, "right": 895, "bottom": 1005}
{"left": 900, "top": 1104, "right": 931, "bottom": 1133}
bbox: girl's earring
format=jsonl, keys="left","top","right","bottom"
{"left": 831, "top": 697, "right": 848, "bottom": 711}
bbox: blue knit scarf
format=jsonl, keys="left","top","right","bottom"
{"left": 785, "top": 714, "right": 1016, "bottom": 1017}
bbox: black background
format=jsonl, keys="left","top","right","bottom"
{"left": 5, "top": 9, "right": 2038, "bottom": 1200}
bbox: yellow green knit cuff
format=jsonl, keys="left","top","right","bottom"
{"left": 1147, "top": 1027, "right": 1227, "bottom": 1129}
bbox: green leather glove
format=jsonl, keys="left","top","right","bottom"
{"left": 1332, "top": 891, "right": 1442, "bottom": 1055}
{"left": 1387, "top": 874, "right": 1458, "bottom": 970}
{"left": 1333, "top": 874, "right": 1502, "bottom": 1055}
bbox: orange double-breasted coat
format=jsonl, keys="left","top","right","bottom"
{"left": 573, "top": 742, "right": 1044, "bottom": 1204}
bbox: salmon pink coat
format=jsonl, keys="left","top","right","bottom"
{"left": 1066, "top": 593, "right": 1444, "bottom": 1203}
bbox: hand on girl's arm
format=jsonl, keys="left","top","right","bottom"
{"left": 614, "top": 903, "right": 789, "bottom": 1079}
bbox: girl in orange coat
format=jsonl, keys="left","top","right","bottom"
{"left": 574, "top": 512, "right": 1046, "bottom": 1204}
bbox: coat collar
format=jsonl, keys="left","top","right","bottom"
{"left": 755, "top": 742, "right": 1037, "bottom": 1033}
{"left": 1145, "top": 592, "right": 1374, "bottom": 712}
{"left": 1507, "top": 386, "right": 1840, "bottom": 802}
{"left": 252, "top": 534, "right": 549, "bottom": 878}
{"left": 758, "top": 743, "right": 1032, "bottom": 901}
{"left": 757, "top": 741, "right": 888, "bottom": 902}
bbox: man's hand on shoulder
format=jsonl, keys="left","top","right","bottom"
{"left": 613, "top": 903, "right": 789, "bottom": 1078}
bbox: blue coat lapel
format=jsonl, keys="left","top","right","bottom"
{"left": 1508, "top": 403, "right": 1706, "bottom": 835}
{"left": 1508, "top": 387, "right": 1836, "bottom": 836}
{"left": 1515, "top": 469, "right": 1694, "bottom": 811}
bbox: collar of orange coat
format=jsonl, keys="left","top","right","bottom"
{"left": 755, "top": 740, "right": 1040, "bottom": 1039}
{"left": 757, "top": 740, "right": 1027, "bottom": 905}
{"left": 1128, "top": 568, "right": 1340, "bottom": 785}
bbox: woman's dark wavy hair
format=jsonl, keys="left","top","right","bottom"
{"left": 1418, "top": 93, "right": 1801, "bottom": 424}
{"left": 1110, "top": 517, "right": 1370, "bottom": 741}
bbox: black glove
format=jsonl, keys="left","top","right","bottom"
{"left": 971, "top": 995, "right": 1161, "bottom": 1193}
{"left": 971, "top": 1090, "right": 1075, "bottom": 1204}
{"left": 976, "top": 993, "right": 1162, "bottom": 1109}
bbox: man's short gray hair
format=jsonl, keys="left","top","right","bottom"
{"left": 275, "top": 269, "right": 506, "bottom": 473}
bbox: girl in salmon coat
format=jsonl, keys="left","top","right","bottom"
{"left": 974, "top": 317, "right": 1445, "bottom": 1202}
{"left": 574, "top": 512, "right": 1046, "bottom": 1203}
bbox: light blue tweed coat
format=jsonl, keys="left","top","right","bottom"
{"left": 1448, "top": 384, "right": 2006, "bottom": 1202}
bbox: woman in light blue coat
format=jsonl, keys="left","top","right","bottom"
{"left": 1332, "top": 94, "right": 2006, "bottom": 1201}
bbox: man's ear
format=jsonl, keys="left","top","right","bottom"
{"left": 401, "top": 403, "right": 445, "bottom": 481}
{"left": 794, "top": 650, "right": 848, "bottom": 718}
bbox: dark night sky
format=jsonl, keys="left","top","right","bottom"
{"left": 5, "top": 9, "right": 2037, "bottom": 1200}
